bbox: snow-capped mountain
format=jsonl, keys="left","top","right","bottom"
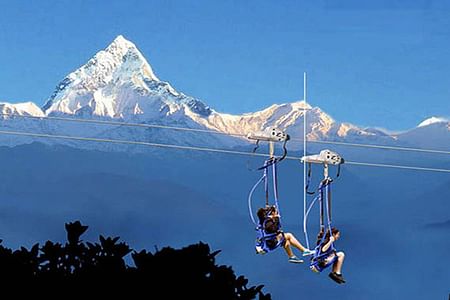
{"left": 396, "top": 119, "right": 450, "bottom": 150}
{"left": 31, "top": 35, "right": 398, "bottom": 148}
{"left": 190, "top": 100, "right": 399, "bottom": 150}
{"left": 0, "top": 35, "right": 448, "bottom": 153}
{"left": 1, "top": 36, "right": 238, "bottom": 151}
{"left": 43, "top": 35, "right": 211, "bottom": 121}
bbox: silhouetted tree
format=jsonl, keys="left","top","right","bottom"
{"left": 0, "top": 221, "right": 271, "bottom": 299}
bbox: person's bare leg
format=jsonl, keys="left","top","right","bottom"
{"left": 332, "top": 252, "right": 345, "bottom": 274}
{"left": 284, "top": 232, "right": 307, "bottom": 252}
{"left": 283, "top": 243, "right": 295, "bottom": 257}
{"left": 283, "top": 238, "right": 304, "bottom": 263}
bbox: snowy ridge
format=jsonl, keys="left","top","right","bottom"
{"left": 396, "top": 119, "right": 450, "bottom": 150}
{"left": 190, "top": 101, "right": 399, "bottom": 150}
{"left": 0, "top": 102, "right": 45, "bottom": 147}
{"left": 0, "top": 35, "right": 448, "bottom": 152}
{"left": 0, "top": 102, "right": 44, "bottom": 117}
{"left": 417, "top": 117, "right": 449, "bottom": 127}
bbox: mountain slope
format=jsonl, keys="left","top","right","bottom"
{"left": 396, "top": 121, "right": 450, "bottom": 150}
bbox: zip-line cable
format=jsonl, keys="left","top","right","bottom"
{"left": 344, "top": 160, "right": 450, "bottom": 173}
{"left": 304, "top": 139, "right": 450, "bottom": 155}
{"left": 0, "top": 113, "right": 247, "bottom": 138}
{"left": 0, "top": 129, "right": 261, "bottom": 157}
{"left": 1, "top": 112, "right": 449, "bottom": 155}
{"left": 0, "top": 129, "right": 449, "bottom": 173}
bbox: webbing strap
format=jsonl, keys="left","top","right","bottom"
{"left": 264, "top": 162, "right": 269, "bottom": 206}
{"left": 320, "top": 182, "right": 324, "bottom": 229}
{"left": 327, "top": 181, "right": 332, "bottom": 224}
{"left": 317, "top": 180, "right": 335, "bottom": 253}
{"left": 272, "top": 160, "right": 281, "bottom": 218}
{"left": 305, "top": 163, "right": 316, "bottom": 195}
{"left": 308, "top": 180, "right": 336, "bottom": 270}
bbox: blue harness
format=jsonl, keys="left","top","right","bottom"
{"left": 310, "top": 230, "right": 337, "bottom": 272}
{"left": 306, "top": 178, "right": 338, "bottom": 272}
{"left": 255, "top": 211, "right": 285, "bottom": 254}
{"left": 249, "top": 159, "right": 285, "bottom": 254}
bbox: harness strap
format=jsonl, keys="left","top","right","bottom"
{"left": 278, "top": 139, "right": 289, "bottom": 162}
{"left": 264, "top": 162, "right": 269, "bottom": 206}
{"left": 305, "top": 162, "right": 316, "bottom": 195}
{"left": 252, "top": 140, "right": 260, "bottom": 154}
{"left": 310, "top": 179, "right": 337, "bottom": 272}
{"left": 272, "top": 160, "right": 281, "bottom": 218}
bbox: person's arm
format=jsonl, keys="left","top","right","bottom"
{"left": 321, "top": 236, "right": 335, "bottom": 252}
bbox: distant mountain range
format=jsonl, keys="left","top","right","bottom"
{"left": 0, "top": 35, "right": 448, "bottom": 151}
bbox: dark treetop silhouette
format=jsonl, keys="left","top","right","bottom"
{"left": 0, "top": 221, "right": 271, "bottom": 299}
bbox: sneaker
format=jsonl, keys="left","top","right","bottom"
{"left": 328, "top": 272, "right": 345, "bottom": 284}
{"left": 288, "top": 256, "right": 304, "bottom": 264}
{"left": 302, "top": 249, "right": 315, "bottom": 257}
{"left": 335, "top": 273, "right": 346, "bottom": 283}
{"left": 255, "top": 246, "right": 266, "bottom": 254}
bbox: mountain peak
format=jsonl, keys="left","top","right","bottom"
{"left": 100, "top": 35, "right": 159, "bottom": 81}
{"left": 290, "top": 100, "right": 312, "bottom": 110}
{"left": 417, "top": 116, "right": 449, "bottom": 127}
{"left": 43, "top": 35, "right": 161, "bottom": 115}
{"left": 111, "top": 35, "right": 134, "bottom": 48}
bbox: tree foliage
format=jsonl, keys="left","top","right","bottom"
{"left": 0, "top": 221, "right": 271, "bottom": 299}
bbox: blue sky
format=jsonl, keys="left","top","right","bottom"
{"left": 0, "top": 0, "right": 449, "bottom": 130}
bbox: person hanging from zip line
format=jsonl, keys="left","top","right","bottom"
{"left": 256, "top": 205, "right": 314, "bottom": 263}
{"left": 315, "top": 227, "right": 346, "bottom": 284}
